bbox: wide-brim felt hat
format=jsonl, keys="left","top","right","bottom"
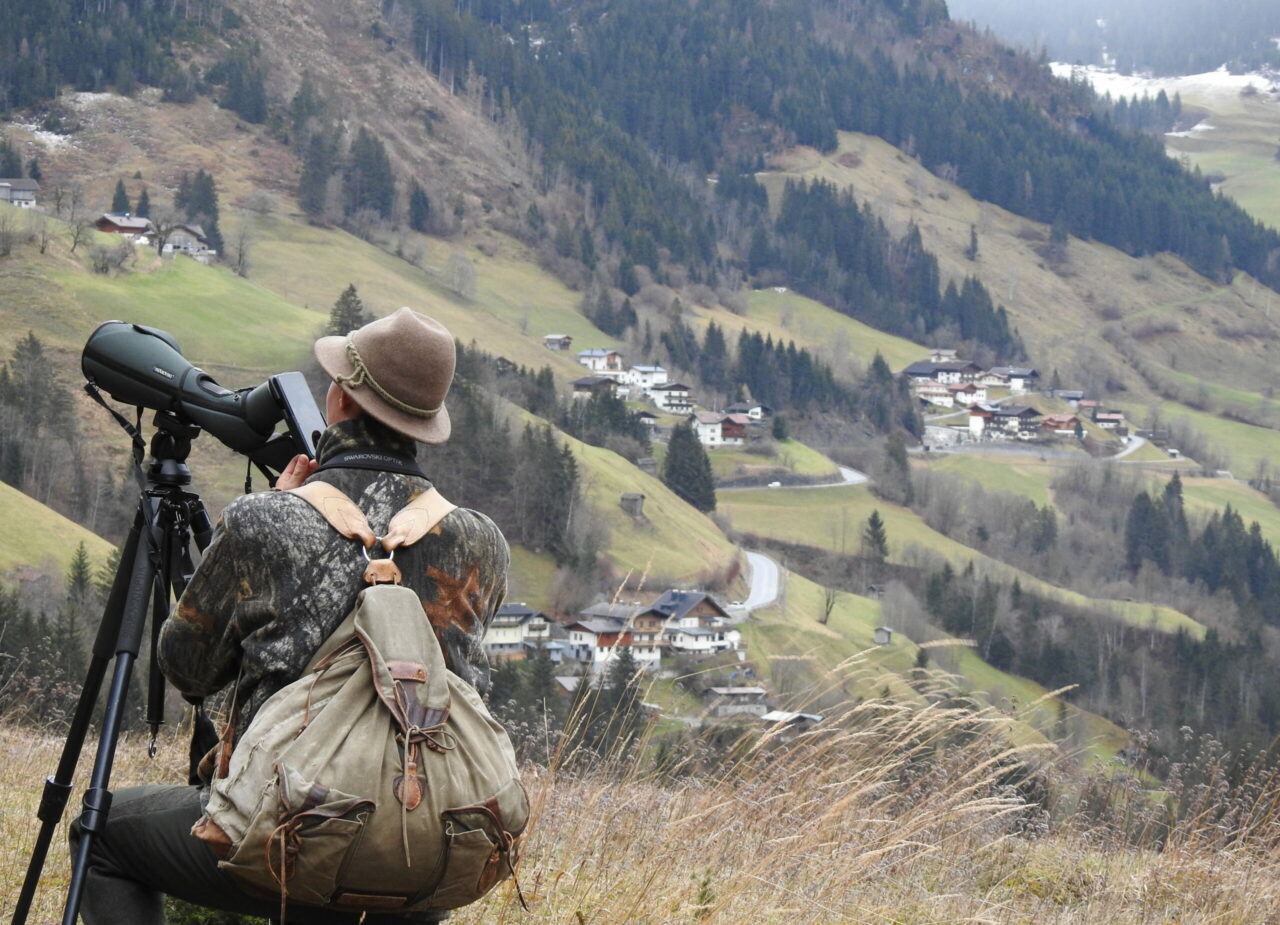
{"left": 315, "top": 307, "right": 455, "bottom": 445}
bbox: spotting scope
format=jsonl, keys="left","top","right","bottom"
{"left": 82, "top": 321, "right": 326, "bottom": 475}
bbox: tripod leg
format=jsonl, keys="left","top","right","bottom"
{"left": 61, "top": 508, "right": 160, "bottom": 925}
{"left": 9, "top": 513, "right": 144, "bottom": 925}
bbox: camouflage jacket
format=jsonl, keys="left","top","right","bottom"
{"left": 158, "top": 417, "right": 509, "bottom": 757}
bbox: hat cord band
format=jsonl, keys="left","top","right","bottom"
{"left": 335, "top": 338, "right": 442, "bottom": 419}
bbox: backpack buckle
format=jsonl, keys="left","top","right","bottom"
{"left": 362, "top": 543, "right": 402, "bottom": 585}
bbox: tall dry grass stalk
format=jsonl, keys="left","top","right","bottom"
{"left": 6, "top": 656, "right": 1280, "bottom": 922}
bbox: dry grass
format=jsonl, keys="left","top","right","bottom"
{"left": 7, "top": 660, "right": 1280, "bottom": 924}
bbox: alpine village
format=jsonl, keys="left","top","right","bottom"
{"left": 5, "top": 0, "right": 1280, "bottom": 921}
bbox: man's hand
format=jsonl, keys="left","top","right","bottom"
{"left": 276, "top": 454, "right": 319, "bottom": 491}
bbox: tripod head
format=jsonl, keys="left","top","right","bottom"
{"left": 148, "top": 411, "right": 198, "bottom": 488}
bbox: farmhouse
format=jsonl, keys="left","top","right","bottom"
{"left": 163, "top": 223, "right": 214, "bottom": 258}
{"left": 691, "top": 411, "right": 726, "bottom": 446}
{"left": 721, "top": 413, "right": 751, "bottom": 444}
{"left": 702, "top": 686, "right": 769, "bottom": 718}
{"left": 577, "top": 348, "right": 624, "bottom": 378}
{"left": 969, "top": 406, "right": 994, "bottom": 437}
{"left": 0, "top": 178, "right": 39, "bottom": 208}
{"left": 95, "top": 213, "right": 152, "bottom": 238}
{"left": 1094, "top": 410, "right": 1126, "bottom": 431}
{"left": 650, "top": 382, "right": 694, "bottom": 413}
{"left": 544, "top": 334, "right": 573, "bottom": 351}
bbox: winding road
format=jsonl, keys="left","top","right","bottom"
{"left": 728, "top": 465, "right": 867, "bottom": 616}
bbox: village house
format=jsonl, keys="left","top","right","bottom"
{"left": 989, "top": 367, "right": 1041, "bottom": 392}
{"left": 904, "top": 359, "right": 985, "bottom": 385}
{"left": 702, "top": 686, "right": 770, "bottom": 718}
{"left": 635, "top": 410, "right": 658, "bottom": 432}
{"left": 725, "top": 401, "right": 772, "bottom": 421}
{"left": 691, "top": 411, "right": 726, "bottom": 446}
{"left": 543, "top": 333, "right": 573, "bottom": 351}
{"left": 721, "top": 413, "right": 751, "bottom": 444}
{"left": 0, "top": 178, "right": 39, "bottom": 208}
{"left": 1048, "top": 389, "right": 1085, "bottom": 406}
{"left": 947, "top": 382, "right": 987, "bottom": 406}
{"left": 650, "top": 589, "right": 742, "bottom": 656}
{"left": 163, "top": 223, "right": 215, "bottom": 260}
{"left": 992, "top": 404, "right": 1042, "bottom": 438}
{"left": 978, "top": 369, "right": 1009, "bottom": 389}
{"left": 571, "top": 375, "right": 619, "bottom": 400}
{"left": 915, "top": 382, "right": 954, "bottom": 408}
{"left": 1094, "top": 410, "right": 1126, "bottom": 431}
{"left": 95, "top": 213, "right": 153, "bottom": 240}
{"left": 968, "top": 406, "right": 994, "bottom": 437}
{"left": 577, "top": 348, "right": 625, "bottom": 378}
{"left": 928, "top": 348, "right": 958, "bottom": 363}
{"left": 622, "top": 364, "right": 669, "bottom": 392}
{"left": 1041, "top": 413, "right": 1082, "bottom": 436}
{"left": 650, "top": 382, "right": 695, "bottom": 413}
{"left": 483, "top": 602, "right": 552, "bottom": 662}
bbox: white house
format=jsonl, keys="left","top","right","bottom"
{"left": 650, "top": 382, "right": 694, "bottom": 413}
{"left": 969, "top": 407, "right": 993, "bottom": 437}
{"left": 623, "top": 365, "right": 668, "bottom": 391}
{"left": 664, "top": 624, "right": 741, "bottom": 655}
{"left": 988, "top": 367, "right": 1040, "bottom": 392}
{"left": 0, "top": 178, "right": 39, "bottom": 208}
{"left": 947, "top": 383, "right": 987, "bottom": 406}
{"left": 482, "top": 602, "right": 551, "bottom": 662}
{"left": 577, "top": 348, "right": 625, "bottom": 378}
{"left": 690, "top": 411, "right": 725, "bottom": 447}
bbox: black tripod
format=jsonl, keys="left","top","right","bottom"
{"left": 11, "top": 409, "right": 213, "bottom": 925}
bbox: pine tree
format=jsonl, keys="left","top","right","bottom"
{"left": 66, "top": 541, "right": 92, "bottom": 610}
{"left": 300, "top": 133, "right": 335, "bottom": 219}
{"left": 27, "top": 158, "right": 41, "bottom": 182}
{"left": 862, "top": 509, "right": 889, "bottom": 562}
{"left": 95, "top": 545, "right": 122, "bottom": 603}
{"left": 135, "top": 187, "right": 151, "bottom": 219}
{"left": 111, "top": 179, "right": 130, "bottom": 214}
{"left": 328, "top": 284, "right": 370, "bottom": 335}
{"left": 662, "top": 421, "right": 716, "bottom": 512}
{"left": 965, "top": 223, "right": 979, "bottom": 261}
{"left": 408, "top": 181, "right": 431, "bottom": 232}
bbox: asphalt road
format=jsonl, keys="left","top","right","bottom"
{"left": 742, "top": 549, "right": 781, "bottom": 612}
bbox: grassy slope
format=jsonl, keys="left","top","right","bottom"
{"left": 246, "top": 214, "right": 604, "bottom": 383}
{"left": 691, "top": 289, "right": 926, "bottom": 375}
{"left": 707, "top": 438, "right": 838, "bottom": 481}
{"left": 0, "top": 482, "right": 114, "bottom": 575}
{"left": 759, "top": 131, "right": 1280, "bottom": 409}
{"left": 723, "top": 482, "right": 1202, "bottom": 636}
{"left": 1162, "top": 79, "right": 1280, "bottom": 232}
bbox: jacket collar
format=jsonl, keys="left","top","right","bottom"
{"left": 314, "top": 416, "right": 419, "bottom": 467}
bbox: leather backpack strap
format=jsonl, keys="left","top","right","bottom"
{"left": 288, "top": 482, "right": 376, "bottom": 548}
{"left": 288, "top": 482, "right": 456, "bottom": 551}
{"left": 382, "top": 487, "right": 457, "bottom": 551}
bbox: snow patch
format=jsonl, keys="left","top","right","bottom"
{"left": 67, "top": 91, "right": 119, "bottom": 110}
{"left": 1165, "top": 121, "right": 1215, "bottom": 138}
{"left": 1051, "top": 62, "right": 1276, "bottom": 105}
{"left": 10, "top": 122, "right": 74, "bottom": 149}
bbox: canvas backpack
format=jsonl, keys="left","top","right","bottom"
{"left": 192, "top": 482, "right": 529, "bottom": 922}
